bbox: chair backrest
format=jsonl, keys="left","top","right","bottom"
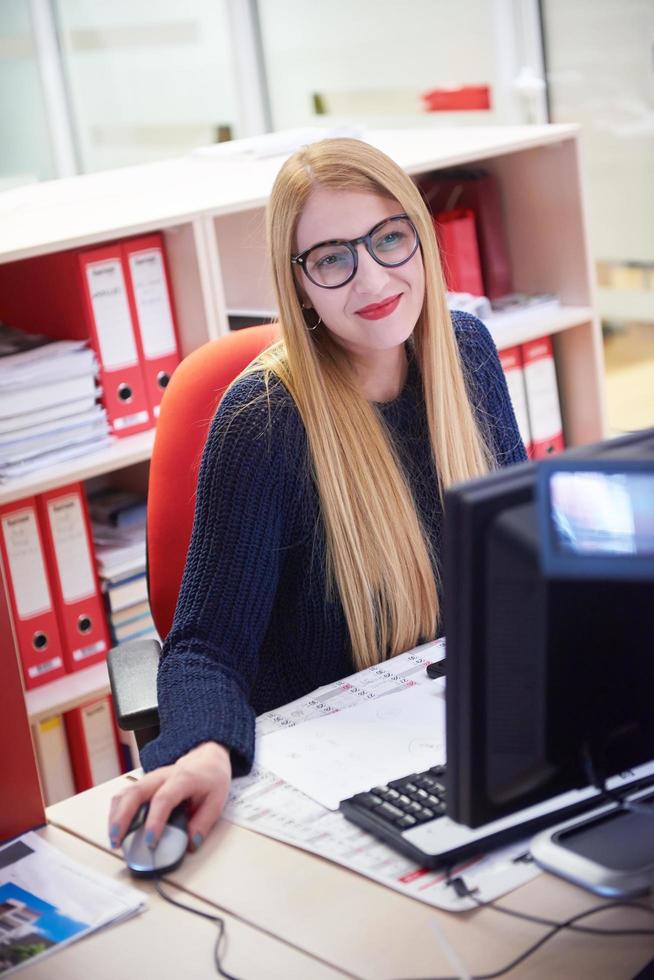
{"left": 147, "top": 323, "right": 280, "bottom": 639}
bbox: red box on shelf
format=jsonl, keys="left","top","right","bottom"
{"left": 421, "top": 85, "right": 491, "bottom": 112}
{"left": 433, "top": 209, "right": 484, "bottom": 296}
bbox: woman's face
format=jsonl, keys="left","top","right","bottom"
{"left": 294, "top": 187, "right": 425, "bottom": 360}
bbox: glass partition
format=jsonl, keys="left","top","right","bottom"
{"left": 0, "top": 0, "right": 55, "bottom": 185}
{"left": 54, "top": 0, "right": 239, "bottom": 172}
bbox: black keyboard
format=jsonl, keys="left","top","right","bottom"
{"left": 340, "top": 765, "right": 451, "bottom": 864}
{"left": 339, "top": 763, "right": 654, "bottom": 869}
{"left": 346, "top": 766, "right": 448, "bottom": 827}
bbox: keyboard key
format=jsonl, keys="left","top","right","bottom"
{"left": 374, "top": 802, "right": 405, "bottom": 822}
{"left": 389, "top": 775, "right": 417, "bottom": 790}
{"left": 398, "top": 815, "right": 417, "bottom": 829}
{"left": 350, "top": 792, "right": 383, "bottom": 809}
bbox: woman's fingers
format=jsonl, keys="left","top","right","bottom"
{"left": 144, "top": 770, "right": 197, "bottom": 847}
{"left": 186, "top": 776, "right": 231, "bottom": 851}
{"left": 108, "top": 768, "right": 172, "bottom": 848}
{"left": 107, "top": 742, "right": 233, "bottom": 852}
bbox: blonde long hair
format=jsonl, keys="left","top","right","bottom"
{"left": 245, "top": 138, "right": 492, "bottom": 669}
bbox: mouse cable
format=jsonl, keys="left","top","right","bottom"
{"left": 393, "top": 876, "right": 654, "bottom": 980}
{"left": 153, "top": 876, "right": 241, "bottom": 980}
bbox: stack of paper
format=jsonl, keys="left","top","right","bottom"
{"left": 0, "top": 832, "right": 145, "bottom": 976}
{"left": 0, "top": 324, "right": 110, "bottom": 481}
{"left": 446, "top": 291, "right": 492, "bottom": 319}
{"left": 483, "top": 292, "right": 561, "bottom": 330}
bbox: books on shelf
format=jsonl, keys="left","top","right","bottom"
{"left": 498, "top": 346, "right": 533, "bottom": 457}
{"left": 0, "top": 496, "right": 67, "bottom": 689}
{"left": 522, "top": 335, "right": 565, "bottom": 458}
{"left": 88, "top": 487, "right": 158, "bottom": 646}
{"left": 0, "top": 482, "right": 118, "bottom": 690}
{"left": 499, "top": 334, "right": 564, "bottom": 459}
{"left": 105, "top": 573, "right": 149, "bottom": 615}
{"left": 0, "top": 325, "right": 110, "bottom": 481}
{"left": 64, "top": 695, "right": 122, "bottom": 793}
{"left": 112, "top": 608, "right": 157, "bottom": 644}
{"left": 37, "top": 483, "right": 110, "bottom": 673}
{"left": 87, "top": 488, "right": 147, "bottom": 528}
{"left": 32, "top": 714, "right": 76, "bottom": 806}
{"left": 0, "top": 232, "right": 181, "bottom": 438}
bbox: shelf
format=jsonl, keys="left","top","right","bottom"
{"left": 0, "top": 125, "right": 579, "bottom": 264}
{"left": 26, "top": 661, "right": 111, "bottom": 724}
{"left": 0, "top": 428, "right": 155, "bottom": 506}
{"left": 484, "top": 305, "right": 595, "bottom": 351}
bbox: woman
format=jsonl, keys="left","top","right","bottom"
{"left": 108, "top": 138, "right": 526, "bottom": 853}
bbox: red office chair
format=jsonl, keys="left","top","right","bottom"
{"left": 108, "top": 323, "right": 280, "bottom": 748}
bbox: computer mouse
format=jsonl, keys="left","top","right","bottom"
{"left": 122, "top": 801, "right": 189, "bottom": 877}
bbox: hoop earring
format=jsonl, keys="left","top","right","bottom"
{"left": 302, "top": 306, "right": 322, "bottom": 331}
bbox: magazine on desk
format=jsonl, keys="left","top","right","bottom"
{"left": 225, "top": 639, "right": 542, "bottom": 912}
{"left": 0, "top": 832, "right": 145, "bottom": 976}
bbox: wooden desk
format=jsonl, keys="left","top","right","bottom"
{"left": 48, "top": 775, "right": 654, "bottom": 980}
{"left": 22, "top": 824, "right": 344, "bottom": 979}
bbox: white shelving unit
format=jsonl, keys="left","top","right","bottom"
{"left": 0, "top": 124, "right": 606, "bottom": 761}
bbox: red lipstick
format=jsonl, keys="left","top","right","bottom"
{"left": 355, "top": 294, "right": 402, "bottom": 320}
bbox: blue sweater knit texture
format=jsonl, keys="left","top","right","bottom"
{"left": 139, "top": 312, "right": 527, "bottom": 776}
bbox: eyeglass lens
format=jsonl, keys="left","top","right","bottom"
{"left": 303, "top": 217, "right": 417, "bottom": 288}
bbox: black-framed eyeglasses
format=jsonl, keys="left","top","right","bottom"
{"left": 291, "top": 213, "right": 419, "bottom": 289}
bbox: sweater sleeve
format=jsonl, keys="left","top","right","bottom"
{"left": 451, "top": 310, "right": 528, "bottom": 467}
{"left": 139, "top": 374, "right": 296, "bottom": 777}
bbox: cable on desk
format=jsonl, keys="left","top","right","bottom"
{"left": 153, "top": 876, "right": 241, "bottom": 980}
{"left": 448, "top": 875, "right": 654, "bottom": 936}
{"left": 395, "top": 875, "right": 654, "bottom": 980}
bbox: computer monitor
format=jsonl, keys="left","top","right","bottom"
{"left": 444, "top": 426, "right": 654, "bottom": 833}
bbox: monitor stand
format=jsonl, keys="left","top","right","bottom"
{"left": 530, "top": 787, "right": 654, "bottom": 897}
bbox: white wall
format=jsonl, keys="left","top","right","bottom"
{"left": 544, "top": 0, "right": 654, "bottom": 262}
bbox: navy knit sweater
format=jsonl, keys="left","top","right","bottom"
{"left": 139, "top": 312, "right": 526, "bottom": 776}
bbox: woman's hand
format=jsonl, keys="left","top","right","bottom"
{"left": 108, "top": 741, "right": 232, "bottom": 853}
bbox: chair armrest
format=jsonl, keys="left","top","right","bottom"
{"left": 107, "top": 639, "right": 161, "bottom": 735}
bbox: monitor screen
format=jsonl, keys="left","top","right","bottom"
{"left": 538, "top": 461, "right": 654, "bottom": 579}
{"left": 444, "top": 427, "right": 654, "bottom": 829}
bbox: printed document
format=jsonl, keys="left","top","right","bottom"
{"left": 225, "top": 640, "right": 543, "bottom": 911}
{"left": 256, "top": 680, "right": 446, "bottom": 810}
{"left": 0, "top": 832, "right": 145, "bottom": 976}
